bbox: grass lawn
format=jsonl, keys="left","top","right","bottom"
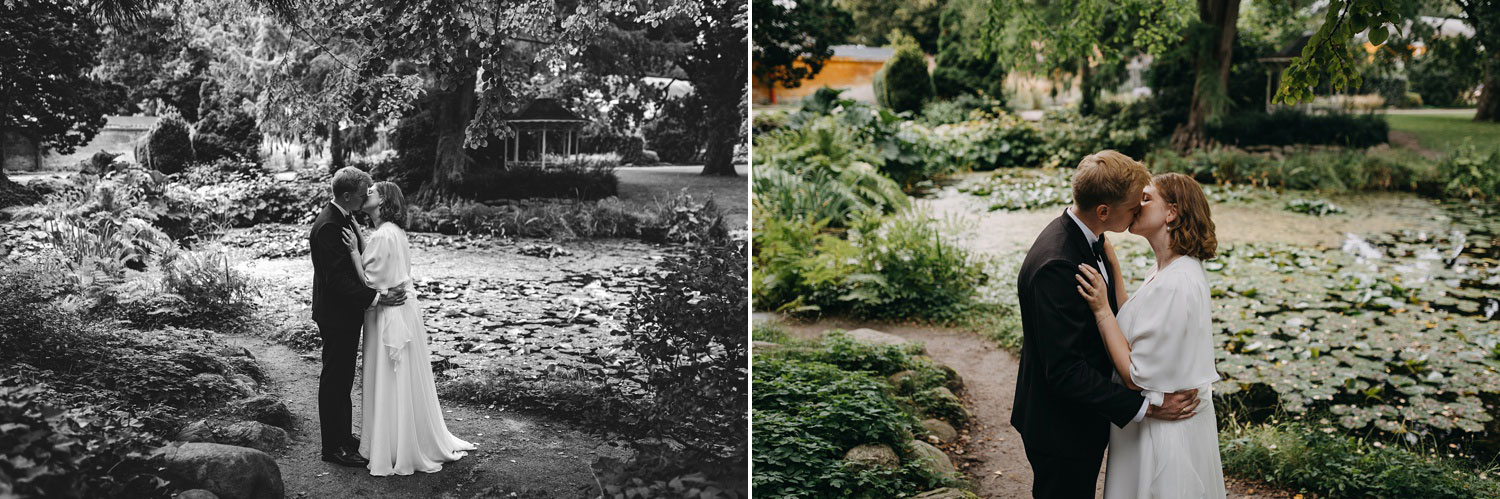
{"left": 1385, "top": 109, "right": 1500, "bottom": 155}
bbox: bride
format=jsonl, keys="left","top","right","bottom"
{"left": 342, "top": 181, "right": 477, "bottom": 476}
{"left": 1075, "top": 172, "right": 1226, "bottom": 498}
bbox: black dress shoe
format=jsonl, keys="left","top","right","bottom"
{"left": 321, "top": 447, "right": 369, "bottom": 468}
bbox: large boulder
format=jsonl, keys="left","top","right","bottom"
{"left": 921, "top": 419, "right": 959, "bottom": 444}
{"left": 919, "top": 387, "right": 969, "bottom": 425}
{"left": 153, "top": 442, "right": 283, "bottom": 499}
{"left": 219, "top": 421, "right": 289, "bottom": 453}
{"left": 909, "top": 440, "right": 957, "bottom": 477}
{"left": 228, "top": 374, "right": 258, "bottom": 397}
{"left": 910, "top": 487, "right": 980, "bottom": 499}
{"left": 842, "top": 328, "right": 914, "bottom": 349}
{"left": 230, "top": 395, "right": 294, "bottom": 430}
{"left": 175, "top": 420, "right": 217, "bottom": 443}
{"left": 843, "top": 444, "right": 899, "bottom": 470}
{"left": 914, "top": 356, "right": 962, "bottom": 390}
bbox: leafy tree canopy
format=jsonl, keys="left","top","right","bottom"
{"left": 1, "top": 0, "right": 120, "bottom": 155}
{"left": 751, "top": 0, "right": 855, "bottom": 90}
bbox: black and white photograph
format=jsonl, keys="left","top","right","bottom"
{"left": 1, "top": 0, "right": 748, "bottom": 497}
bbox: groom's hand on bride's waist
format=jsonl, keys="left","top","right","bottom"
{"left": 1144, "top": 388, "right": 1200, "bottom": 421}
{"left": 376, "top": 288, "right": 407, "bottom": 307}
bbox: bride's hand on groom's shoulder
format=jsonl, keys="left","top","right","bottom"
{"left": 1074, "top": 264, "right": 1110, "bottom": 314}
{"left": 341, "top": 226, "right": 358, "bottom": 251}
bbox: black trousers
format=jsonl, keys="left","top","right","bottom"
{"left": 1024, "top": 440, "right": 1104, "bottom": 499}
{"left": 316, "top": 317, "right": 361, "bottom": 453}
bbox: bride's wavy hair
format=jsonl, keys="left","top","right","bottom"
{"left": 374, "top": 181, "right": 408, "bottom": 230}
{"left": 1153, "top": 173, "right": 1217, "bottom": 261}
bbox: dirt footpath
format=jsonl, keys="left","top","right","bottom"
{"left": 770, "top": 318, "right": 1301, "bottom": 499}
{"left": 223, "top": 333, "right": 631, "bottom": 498}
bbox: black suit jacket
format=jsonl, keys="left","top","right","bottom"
{"left": 309, "top": 203, "right": 376, "bottom": 325}
{"left": 1010, "top": 210, "right": 1145, "bottom": 457}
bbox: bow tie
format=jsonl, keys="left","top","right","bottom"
{"left": 1091, "top": 238, "right": 1106, "bottom": 262}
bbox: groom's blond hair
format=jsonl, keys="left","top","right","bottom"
{"left": 1072, "top": 150, "right": 1150, "bottom": 210}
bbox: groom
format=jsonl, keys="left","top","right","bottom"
{"left": 1011, "top": 151, "right": 1201, "bottom": 498}
{"left": 309, "top": 166, "right": 406, "bottom": 467}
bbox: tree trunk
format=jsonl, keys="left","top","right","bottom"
{"left": 1079, "top": 58, "right": 1097, "bottom": 116}
{"left": 1478, "top": 75, "right": 1499, "bottom": 121}
{"left": 1475, "top": 39, "right": 1499, "bottom": 121}
{"left": 1462, "top": 0, "right": 1498, "bottom": 122}
{"left": 327, "top": 126, "right": 345, "bottom": 173}
{"left": 426, "top": 69, "right": 479, "bottom": 198}
{"left": 1172, "top": 0, "right": 1240, "bottom": 152}
{"left": 700, "top": 91, "right": 741, "bottom": 177}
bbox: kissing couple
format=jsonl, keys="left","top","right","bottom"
{"left": 1012, "top": 150, "right": 1226, "bottom": 498}
{"left": 309, "top": 166, "right": 478, "bottom": 476}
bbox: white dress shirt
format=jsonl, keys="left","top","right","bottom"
{"left": 1065, "top": 207, "right": 1158, "bottom": 424}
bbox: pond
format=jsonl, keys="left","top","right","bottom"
{"left": 228, "top": 225, "right": 683, "bottom": 396}
{"left": 931, "top": 168, "right": 1500, "bottom": 459}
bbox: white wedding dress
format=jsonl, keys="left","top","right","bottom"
{"left": 354, "top": 221, "right": 477, "bottom": 476}
{"left": 1104, "top": 256, "right": 1226, "bottom": 499}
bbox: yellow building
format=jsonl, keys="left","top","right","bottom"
{"left": 753, "top": 45, "right": 894, "bottom": 105}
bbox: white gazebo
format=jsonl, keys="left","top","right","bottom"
{"left": 502, "top": 98, "right": 590, "bottom": 168}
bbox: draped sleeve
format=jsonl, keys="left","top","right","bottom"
{"left": 359, "top": 227, "right": 406, "bottom": 292}
{"left": 1120, "top": 258, "right": 1221, "bottom": 393}
{"left": 361, "top": 224, "right": 413, "bottom": 363}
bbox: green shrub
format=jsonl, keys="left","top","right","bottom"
{"left": 372, "top": 111, "right": 438, "bottom": 193}
{"left": 407, "top": 190, "right": 723, "bottom": 243}
{"left": 941, "top": 116, "right": 1047, "bottom": 170}
{"left": 0, "top": 378, "right": 176, "bottom": 499}
{"left": 39, "top": 211, "right": 174, "bottom": 313}
{"left": 753, "top": 110, "right": 791, "bottom": 134}
{"left": 1206, "top": 110, "right": 1388, "bottom": 148}
{"left": 459, "top": 154, "right": 619, "bottom": 201}
{"left": 752, "top": 338, "right": 958, "bottom": 498}
{"left": 1220, "top": 422, "right": 1500, "bottom": 499}
{"left": 1145, "top": 29, "right": 1275, "bottom": 135}
{"left": 931, "top": 0, "right": 1006, "bottom": 101}
{"left": 874, "top": 35, "right": 934, "bottom": 115}
{"left": 753, "top": 210, "right": 987, "bottom": 322}
{"left": 164, "top": 160, "right": 330, "bottom": 234}
{"left": 778, "top": 331, "right": 926, "bottom": 376}
{"left": 138, "top": 115, "right": 195, "bottom": 174}
{"left": 753, "top": 118, "right": 909, "bottom": 227}
{"left": 580, "top": 125, "right": 652, "bottom": 165}
{"left": 1034, "top": 108, "right": 1160, "bottom": 166}
{"left": 1436, "top": 141, "right": 1500, "bottom": 200}
{"left": 0, "top": 172, "right": 42, "bottom": 209}
{"left": 646, "top": 94, "right": 707, "bottom": 164}
{"left": 193, "top": 108, "right": 262, "bottom": 162}
{"left": 1408, "top": 36, "right": 1483, "bottom": 108}
{"left": 119, "top": 249, "right": 258, "bottom": 330}
{"left": 1147, "top": 147, "right": 1428, "bottom": 193}
{"left": 919, "top": 94, "right": 1002, "bottom": 126}
{"left": 623, "top": 239, "right": 747, "bottom": 456}
{"left": 0, "top": 265, "right": 249, "bottom": 415}
{"left": 752, "top": 322, "right": 791, "bottom": 343}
